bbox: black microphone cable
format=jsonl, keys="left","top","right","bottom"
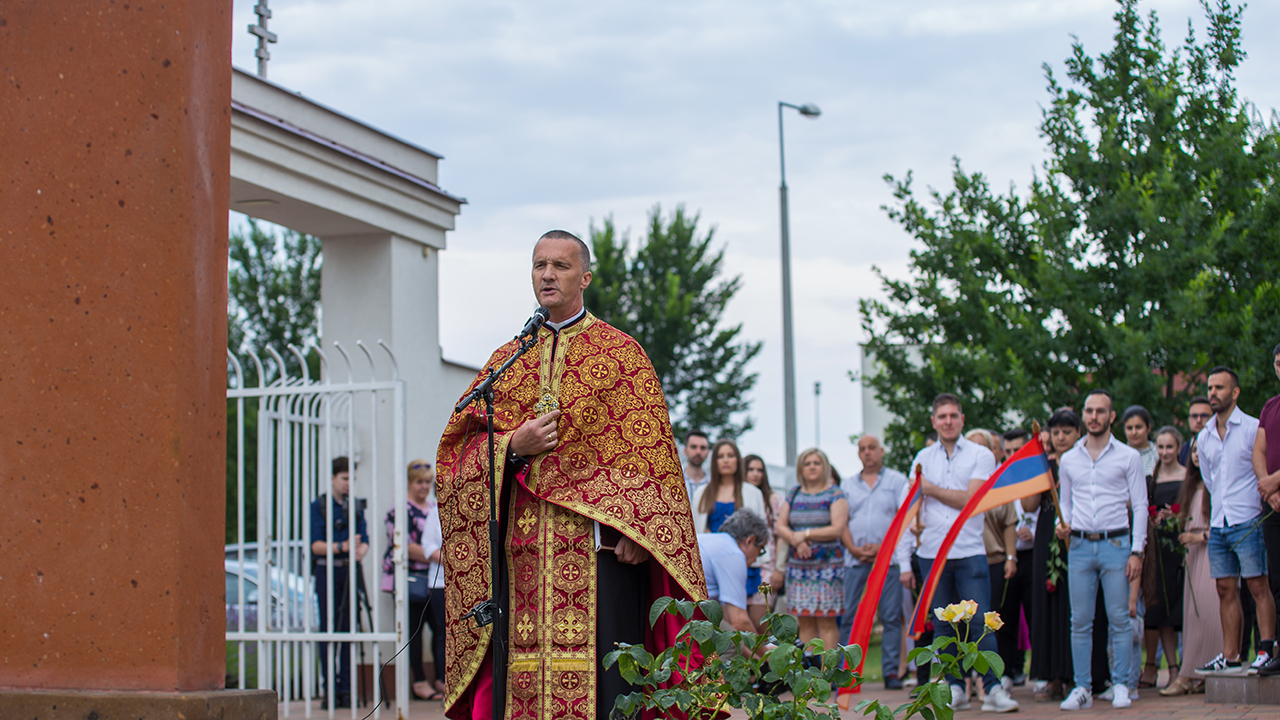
{"left": 358, "top": 556, "right": 444, "bottom": 720}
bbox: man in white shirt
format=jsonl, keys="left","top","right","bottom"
{"left": 840, "top": 435, "right": 910, "bottom": 689}
{"left": 1196, "top": 366, "right": 1276, "bottom": 675}
{"left": 1055, "top": 389, "right": 1147, "bottom": 710}
{"left": 683, "top": 430, "right": 710, "bottom": 503}
{"left": 697, "top": 509, "right": 769, "bottom": 634}
{"left": 898, "top": 393, "right": 1019, "bottom": 713}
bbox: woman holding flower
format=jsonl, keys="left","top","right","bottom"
{"left": 1140, "top": 426, "right": 1185, "bottom": 689}
{"left": 1160, "top": 439, "right": 1221, "bottom": 695}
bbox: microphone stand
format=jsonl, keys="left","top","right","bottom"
{"left": 454, "top": 329, "right": 540, "bottom": 718}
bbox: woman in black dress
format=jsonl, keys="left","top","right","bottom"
{"left": 1027, "top": 410, "right": 1078, "bottom": 700}
{"left": 1140, "top": 427, "right": 1185, "bottom": 689}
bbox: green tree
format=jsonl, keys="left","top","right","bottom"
{"left": 228, "top": 218, "right": 323, "bottom": 381}
{"left": 585, "top": 205, "right": 762, "bottom": 440}
{"left": 226, "top": 218, "right": 323, "bottom": 542}
{"left": 860, "top": 0, "right": 1280, "bottom": 469}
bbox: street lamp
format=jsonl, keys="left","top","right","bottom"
{"left": 777, "top": 101, "right": 820, "bottom": 465}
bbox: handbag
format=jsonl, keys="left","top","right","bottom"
{"left": 407, "top": 571, "right": 431, "bottom": 603}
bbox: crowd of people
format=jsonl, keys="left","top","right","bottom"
{"left": 306, "top": 230, "right": 1280, "bottom": 718}
{"left": 685, "top": 348, "right": 1280, "bottom": 713}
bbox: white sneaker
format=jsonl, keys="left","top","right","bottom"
{"left": 982, "top": 685, "right": 1020, "bottom": 713}
{"left": 1000, "top": 676, "right": 1013, "bottom": 691}
{"left": 1250, "top": 651, "right": 1272, "bottom": 675}
{"left": 1059, "top": 686, "right": 1092, "bottom": 711}
{"left": 1097, "top": 686, "right": 1113, "bottom": 701}
{"left": 903, "top": 676, "right": 919, "bottom": 688}
{"left": 951, "top": 684, "right": 972, "bottom": 711}
{"left": 1111, "top": 684, "right": 1131, "bottom": 708}
{"left": 1129, "top": 688, "right": 1139, "bottom": 701}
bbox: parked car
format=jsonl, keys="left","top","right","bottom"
{"left": 225, "top": 542, "right": 318, "bottom": 690}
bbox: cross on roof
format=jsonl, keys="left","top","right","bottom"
{"left": 248, "top": 1, "right": 279, "bottom": 79}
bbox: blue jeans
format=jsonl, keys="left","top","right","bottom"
{"left": 1067, "top": 535, "right": 1132, "bottom": 692}
{"left": 840, "top": 563, "right": 903, "bottom": 678}
{"left": 917, "top": 554, "right": 1000, "bottom": 692}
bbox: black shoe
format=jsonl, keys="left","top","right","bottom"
{"left": 1259, "top": 653, "right": 1280, "bottom": 677}
{"left": 334, "top": 693, "right": 352, "bottom": 708}
{"left": 885, "top": 673, "right": 904, "bottom": 690}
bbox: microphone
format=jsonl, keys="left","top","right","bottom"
{"left": 517, "top": 307, "right": 551, "bottom": 340}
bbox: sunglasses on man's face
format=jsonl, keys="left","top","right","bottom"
{"left": 1189, "top": 413, "right": 1212, "bottom": 421}
{"left": 411, "top": 462, "right": 431, "bottom": 470}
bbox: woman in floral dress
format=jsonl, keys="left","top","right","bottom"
{"left": 775, "top": 447, "right": 848, "bottom": 650}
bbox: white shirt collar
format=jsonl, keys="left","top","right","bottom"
{"left": 546, "top": 307, "right": 586, "bottom": 332}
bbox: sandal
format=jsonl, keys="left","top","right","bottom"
{"left": 1159, "top": 677, "right": 1194, "bottom": 696}
{"left": 1138, "top": 662, "right": 1159, "bottom": 688}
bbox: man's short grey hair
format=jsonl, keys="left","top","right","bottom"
{"left": 718, "top": 509, "right": 770, "bottom": 545}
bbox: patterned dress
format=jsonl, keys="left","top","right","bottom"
{"left": 784, "top": 484, "right": 846, "bottom": 617}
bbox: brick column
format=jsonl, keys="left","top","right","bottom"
{"left": 0, "top": 2, "right": 271, "bottom": 716}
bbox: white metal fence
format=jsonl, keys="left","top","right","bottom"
{"left": 226, "top": 341, "right": 409, "bottom": 718}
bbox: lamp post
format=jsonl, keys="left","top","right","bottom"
{"left": 777, "top": 101, "right": 820, "bottom": 465}
{"left": 814, "top": 380, "right": 822, "bottom": 448}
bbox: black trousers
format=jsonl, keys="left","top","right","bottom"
{"left": 1266, "top": 510, "right": 1280, "bottom": 640}
{"left": 408, "top": 589, "right": 448, "bottom": 686}
{"left": 316, "top": 569, "right": 355, "bottom": 698}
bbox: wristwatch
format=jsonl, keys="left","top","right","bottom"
{"left": 1130, "top": 551, "right": 1142, "bottom": 558}
{"left": 1005, "top": 554, "right": 1017, "bottom": 563}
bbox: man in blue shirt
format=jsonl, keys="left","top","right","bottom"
{"left": 310, "top": 456, "right": 369, "bottom": 709}
{"left": 839, "top": 434, "right": 910, "bottom": 689}
{"left": 698, "top": 509, "right": 770, "bottom": 634}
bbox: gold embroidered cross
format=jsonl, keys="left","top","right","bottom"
{"left": 517, "top": 507, "right": 537, "bottom": 535}
{"left": 555, "top": 610, "right": 587, "bottom": 642}
{"left": 516, "top": 613, "right": 536, "bottom": 642}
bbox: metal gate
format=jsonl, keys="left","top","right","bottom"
{"left": 226, "top": 341, "right": 409, "bottom": 718}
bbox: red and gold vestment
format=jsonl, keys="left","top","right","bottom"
{"left": 437, "top": 312, "right": 707, "bottom": 720}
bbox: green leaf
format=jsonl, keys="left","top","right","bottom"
{"left": 769, "top": 613, "right": 799, "bottom": 642}
{"left": 649, "top": 596, "right": 675, "bottom": 628}
{"left": 603, "top": 648, "right": 622, "bottom": 669}
{"left": 981, "top": 650, "right": 1004, "bottom": 678}
{"left": 674, "top": 689, "right": 695, "bottom": 710}
{"left": 698, "top": 599, "right": 724, "bottom": 627}
{"left": 930, "top": 679, "right": 951, "bottom": 708}
{"left": 767, "top": 644, "right": 793, "bottom": 678}
{"left": 675, "top": 599, "right": 696, "bottom": 619}
{"left": 844, "top": 643, "right": 864, "bottom": 669}
{"left": 617, "top": 654, "right": 638, "bottom": 684}
{"left": 909, "top": 648, "right": 935, "bottom": 665}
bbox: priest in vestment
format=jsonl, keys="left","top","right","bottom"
{"left": 437, "top": 230, "right": 707, "bottom": 720}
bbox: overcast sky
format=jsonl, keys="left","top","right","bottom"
{"left": 230, "top": 0, "right": 1279, "bottom": 474}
